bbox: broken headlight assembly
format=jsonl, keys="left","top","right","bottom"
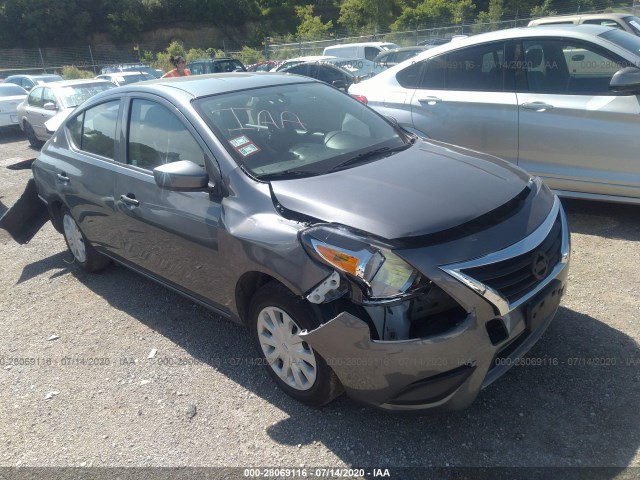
{"left": 300, "top": 226, "right": 429, "bottom": 302}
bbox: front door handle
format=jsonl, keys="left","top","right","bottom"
{"left": 417, "top": 96, "right": 442, "bottom": 105}
{"left": 56, "top": 173, "right": 70, "bottom": 183}
{"left": 521, "top": 102, "right": 554, "bottom": 112}
{"left": 120, "top": 194, "right": 140, "bottom": 207}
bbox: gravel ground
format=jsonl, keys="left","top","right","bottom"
{"left": 0, "top": 126, "right": 639, "bottom": 477}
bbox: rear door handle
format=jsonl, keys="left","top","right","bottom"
{"left": 521, "top": 102, "right": 554, "bottom": 112}
{"left": 417, "top": 96, "right": 442, "bottom": 105}
{"left": 56, "top": 173, "right": 70, "bottom": 182}
{"left": 120, "top": 194, "right": 140, "bottom": 207}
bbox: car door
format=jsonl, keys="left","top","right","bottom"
{"left": 113, "top": 97, "right": 225, "bottom": 304}
{"left": 51, "top": 100, "right": 121, "bottom": 248}
{"left": 26, "top": 86, "right": 58, "bottom": 138}
{"left": 406, "top": 41, "right": 519, "bottom": 161}
{"left": 516, "top": 38, "right": 640, "bottom": 198}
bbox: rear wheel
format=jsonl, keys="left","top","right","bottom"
{"left": 61, "top": 208, "right": 110, "bottom": 272}
{"left": 249, "top": 282, "right": 342, "bottom": 407}
{"left": 23, "top": 121, "right": 44, "bottom": 149}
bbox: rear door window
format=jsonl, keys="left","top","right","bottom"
{"left": 396, "top": 42, "right": 506, "bottom": 91}
{"left": 66, "top": 101, "right": 119, "bottom": 159}
{"left": 521, "top": 39, "right": 627, "bottom": 94}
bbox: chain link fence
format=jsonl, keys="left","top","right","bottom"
{"left": 1, "top": 4, "right": 638, "bottom": 75}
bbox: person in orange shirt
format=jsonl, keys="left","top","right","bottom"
{"left": 162, "top": 55, "right": 191, "bottom": 78}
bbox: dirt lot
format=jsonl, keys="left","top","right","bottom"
{"left": 0, "top": 126, "right": 639, "bottom": 478}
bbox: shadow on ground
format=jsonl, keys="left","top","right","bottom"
{"left": 16, "top": 203, "right": 640, "bottom": 472}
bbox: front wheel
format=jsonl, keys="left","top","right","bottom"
{"left": 249, "top": 282, "right": 342, "bottom": 407}
{"left": 61, "top": 208, "right": 110, "bottom": 272}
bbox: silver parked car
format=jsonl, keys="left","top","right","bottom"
{"left": 349, "top": 25, "right": 640, "bottom": 204}
{"left": 528, "top": 13, "right": 640, "bottom": 35}
{"left": 16, "top": 79, "right": 114, "bottom": 148}
{"left": 3, "top": 74, "right": 63, "bottom": 92}
{"left": 95, "top": 71, "right": 155, "bottom": 86}
{"left": 32, "top": 73, "right": 569, "bottom": 410}
{"left": 0, "top": 83, "right": 27, "bottom": 128}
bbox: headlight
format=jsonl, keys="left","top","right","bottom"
{"left": 300, "top": 226, "right": 424, "bottom": 300}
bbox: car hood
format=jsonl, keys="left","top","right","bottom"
{"left": 270, "top": 140, "right": 532, "bottom": 241}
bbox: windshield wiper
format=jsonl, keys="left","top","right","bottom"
{"left": 329, "top": 143, "right": 411, "bottom": 172}
{"left": 258, "top": 169, "right": 323, "bottom": 181}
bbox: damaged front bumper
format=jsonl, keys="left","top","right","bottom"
{"left": 302, "top": 272, "right": 566, "bottom": 410}
{"left": 300, "top": 199, "right": 570, "bottom": 411}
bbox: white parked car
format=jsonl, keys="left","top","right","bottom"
{"left": 349, "top": 25, "right": 640, "bottom": 204}
{"left": 0, "top": 83, "right": 28, "bottom": 128}
{"left": 16, "top": 79, "right": 114, "bottom": 148}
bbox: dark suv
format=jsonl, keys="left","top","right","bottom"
{"left": 186, "top": 58, "right": 247, "bottom": 75}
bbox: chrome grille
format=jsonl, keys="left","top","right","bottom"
{"left": 460, "top": 213, "right": 562, "bottom": 304}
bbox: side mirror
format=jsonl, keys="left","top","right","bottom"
{"left": 43, "top": 102, "right": 57, "bottom": 111}
{"left": 609, "top": 67, "right": 640, "bottom": 94}
{"left": 153, "top": 160, "right": 210, "bottom": 191}
{"left": 332, "top": 79, "right": 347, "bottom": 90}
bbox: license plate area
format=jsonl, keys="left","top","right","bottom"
{"left": 525, "top": 280, "right": 564, "bottom": 332}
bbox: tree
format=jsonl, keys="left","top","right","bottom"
{"left": 0, "top": 0, "right": 81, "bottom": 47}
{"left": 295, "top": 5, "right": 333, "bottom": 39}
{"left": 451, "top": 0, "right": 476, "bottom": 25}
{"left": 472, "top": 0, "right": 504, "bottom": 33}
{"left": 530, "top": 0, "right": 556, "bottom": 17}
{"left": 391, "top": 0, "right": 456, "bottom": 31}
{"left": 338, "top": 0, "right": 398, "bottom": 33}
{"left": 236, "top": 46, "right": 265, "bottom": 65}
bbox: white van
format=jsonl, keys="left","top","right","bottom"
{"left": 322, "top": 42, "right": 399, "bottom": 61}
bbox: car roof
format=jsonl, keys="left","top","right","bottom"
{"left": 100, "top": 71, "right": 150, "bottom": 77}
{"left": 40, "top": 79, "right": 114, "bottom": 89}
{"left": 281, "top": 61, "right": 355, "bottom": 76}
{"left": 0, "top": 83, "right": 27, "bottom": 92}
{"left": 530, "top": 12, "right": 632, "bottom": 23}
{"left": 408, "top": 24, "right": 619, "bottom": 60}
{"left": 6, "top": 74, "right": 62, "bottom": 80}
{"left": 325, "top": 42, "right": 396, "bottom": 48}
{"left": 89, "top": 72, "right": 317, "bottom": 103}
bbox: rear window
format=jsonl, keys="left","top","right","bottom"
{"left": 600, "top": 29, "right": 640, "bottom": 56}
{"left": 0, "top": 85, "right": 26, "bottom": 96}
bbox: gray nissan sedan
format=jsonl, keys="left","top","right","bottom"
{"left": 32, "top": 73, "right": 570, "bottom": 410}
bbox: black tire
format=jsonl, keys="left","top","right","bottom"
{"left": 23, "top": 121, "right": 44, "bottom": 149}
{"left": 61, "top": 207, "right": 111, "bottom": 273}
{"left": 249, "top": 282, "right": 343, "bottom": 407}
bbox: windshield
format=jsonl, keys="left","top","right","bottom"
{"left": 194, "top": 82, "right": 406, "bottom": 180}
{"left": 59, "top": 83, "right": 114, "bottom": 108}
{"left": 600, "top": 28, "right": 640, "bottom": 56}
